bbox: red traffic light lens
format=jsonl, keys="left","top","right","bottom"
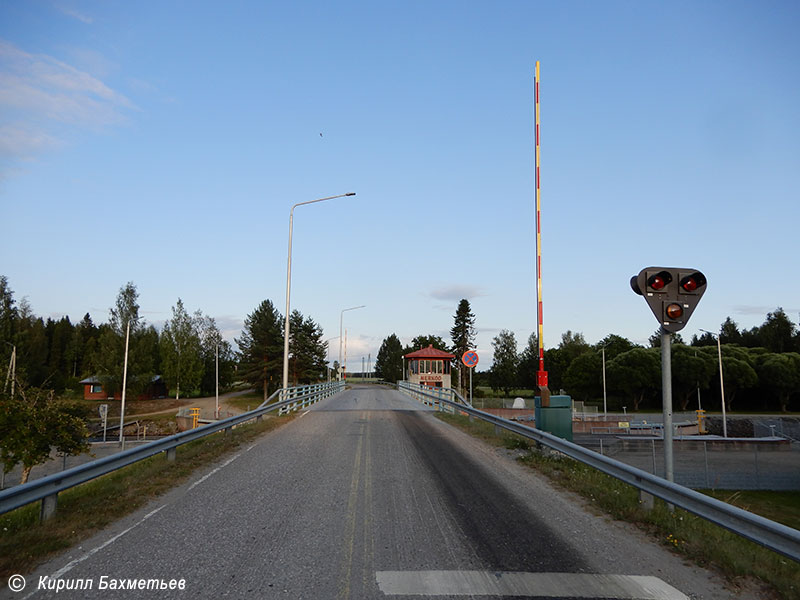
{"left": 666, "top": 303, "right": 684, "bottom": 320}
{"left": 647, "top": 270, "right": 672, "bottom": 291}
{"left": 682, "top": 278, "right": 698, "bottom": 292}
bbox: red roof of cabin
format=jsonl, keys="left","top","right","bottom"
{"left": 404, "top": 344, "right": 455, "bottom": 359}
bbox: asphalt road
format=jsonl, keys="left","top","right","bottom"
{"left": 4, "top": 386, "right": 760, "bottom": 599}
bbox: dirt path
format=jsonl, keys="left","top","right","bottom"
{"left": 131, "top": 389, "right": 256, "bottom": 419}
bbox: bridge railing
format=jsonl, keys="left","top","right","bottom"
{"left": 0, "top": 381, "right": 345, "bottom": 521}
{"left": 397, "top": 380, "right": 800, "bottom": 563}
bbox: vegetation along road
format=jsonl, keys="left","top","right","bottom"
{"left": 4, "top": 386, "right": 761, "bottom": 600}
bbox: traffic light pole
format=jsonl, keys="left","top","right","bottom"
{"left": 661, "top": 328, "right": 674, "bottom": 484}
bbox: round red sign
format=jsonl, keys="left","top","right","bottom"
{"left": 461, "top": 350, "right": 479, "bottom": 368}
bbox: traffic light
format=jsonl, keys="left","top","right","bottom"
{"left": 630, "top": 267, "right": 707, "bottom": 333}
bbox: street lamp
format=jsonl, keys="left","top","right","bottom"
{"left": 339, "top": 305, "right": 365, "bottom": 380}
{"left": 282, "top": 193, "right": 356, "bottom": 396}
{"left": 699, "top": 328, "right": 727, "bottom": 438}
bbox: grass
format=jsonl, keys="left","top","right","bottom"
{"left": 436, "top": 412, "right": 799, "bottom": 600}
{"left": 0, "top": 414, "right": 293, "bottom": 578}
{"left": 226, "top": 392, "right": 265, "bottom": 413}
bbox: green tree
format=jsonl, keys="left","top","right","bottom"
{"left": 375, "top": 334, "right": 404, "bottom": 383}
{"left": 649, "top": 329, "right": 684, "bottom": 347}
{"left": 720, "top": 356, "right": 758, "bottom": 412}
{"left": 758, "top": 308, "right": 796, "bottom": 354}
{"left": 606, "top": 348, "right": 660, "bottom": 411}
{"left": 236, "top": 300, "right": 283, "bottom": 402}
{"left": 450, "top": 299, "right": 476, "bottom": 395}
{"left": 69, "top": 313, "right": 100, "bottom": 378}
{"left": 406, "top": 335, "right": 450, "bottom": 353}
{"left": 489, "top": 329, "right": 519, "bottom": 396}
{"left": 757, "top": 353, "right": 800, "bottom": 412}
{"left": 517, "top": 333, "right": 539, "bottom": 390}
{"left": 698, "top": 345, "right": 758, "bottom": 412}
{"left": 690, "top": 331, "right": 717, "bottom": 347}
{"left": 198, "top": 316, "right": 235, "bottom": 396}
{"left": 671, "top": 344, "right": 715, "bottom": 410}
{"left": 0, "top": 385, "right": 90, "bottom": 484}
{"left": 160, "top": 299, "right": 203, "bottom": 399}
{"left": 595, "top": 334, "right": 637, "bottom": 359}
{"left": 719, "top": 317, "right": 742, "bottom": 345}
{"left": 14, "top": 299, "right": 49, "bottom": 388}
{"left": 95, "top": 282, "right": 154, "bottom": 397}
{"left": 45, "top": 316, "right": 74, "bottom": 393}
{"left": 558, "top": 330, "right": 590, "bottom": 364}
{"left": 0, "top": 275, "right": 17, "bottom": 376}
{"left": 288, "top": 310, "right": 327, "bottom": 385}
{"left": 563, "top": 351, "right": 602, "bottom": 403}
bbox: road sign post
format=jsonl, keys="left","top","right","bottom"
{"left": 632, "top": 266, "right": 707, "bottom": 488}
{"left": 98, "top": 404, "right": 109, "bottom": 443}
{"left": 461, "top": 351, "right": 479, "bottom": 406}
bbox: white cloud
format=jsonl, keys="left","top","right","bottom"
{"left": 733, "top": 305, "right": 800, "bottom": 317}
{"left": 56, "top": 5, "right": 94, "bottom": 24}
{"left": 428, "top": 284, "right": 486, "bottom": 302}
{"left": 0, "top": 124, "right": 61, "bottom": 157}
{"left": 0, "top": 39, "right": 136, "bottom": 173}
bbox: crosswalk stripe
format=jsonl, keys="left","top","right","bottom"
{"left": 375, "top": 571, "right": 688, "bottom": 599}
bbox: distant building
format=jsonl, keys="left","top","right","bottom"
{"left": 78, "top": 376, "right": 167, "bottom": 401}
{"left": 404, "top": 345, "right": 455, "bottom": 389}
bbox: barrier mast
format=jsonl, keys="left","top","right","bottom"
{"left": 535, "top": 61, "right": 551, "bottom": 406}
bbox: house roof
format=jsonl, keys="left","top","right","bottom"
{"left": 404, "top": 344, "right": 455, "bottom": 359}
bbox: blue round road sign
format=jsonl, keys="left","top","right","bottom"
{"left": 462, "top": 350, "right": 479, "bottom": 368}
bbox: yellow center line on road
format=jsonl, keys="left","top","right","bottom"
{"left": 338, "top": 412, "right": 366, "bottom": 600}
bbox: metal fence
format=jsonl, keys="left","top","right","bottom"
{"left": 397, "top": 380, "right": 800, "bottom": 563}
{"left": 754, "top": 418, "right": 800, "bottom": 442}
{"left": 0, "top": 381, "right": 344, "bottom": 521}
{"left": 578, "top": 436, "right": 800, "bottom": 491}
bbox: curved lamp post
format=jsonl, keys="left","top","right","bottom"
{"left": 338, "top": 305, "right": 365, "bottom": 380}
{"left": 282, "top": 193, "right": 355, "bottom": 396}
{"left": 699, "top": 328, "right": 727, "bottom": 438}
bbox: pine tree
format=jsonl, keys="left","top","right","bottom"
{"left": 236, "top": 300, "right": 283, "bottom": 402}
{"left": 288, "top": 310, "right": 327, "bottom": 385}
{"left": 375, "top": 334, "right": 403, "bottom": 382}
{"left": 450, "top": 299, "right": 476, "bottom": 395}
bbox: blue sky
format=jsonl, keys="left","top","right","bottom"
{"left": 1, "top": 1, "right": 799, "bottom": 369}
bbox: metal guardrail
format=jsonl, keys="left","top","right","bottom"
{"left": 397, "top": 381, "right": 800, "bottom": 562}
{"left": 0, "top": 381, "right": 345, "bottom": 520}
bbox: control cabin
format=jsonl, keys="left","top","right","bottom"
{"left": 404, "top": 345, "right": 455, "bottom": 389}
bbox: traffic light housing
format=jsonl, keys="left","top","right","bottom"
{"left": 630, "top": 267, "right": 707, "bottom": 333}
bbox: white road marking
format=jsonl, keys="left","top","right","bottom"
{"left": 297, "top": 410, "right": 310, "bottom": 419}
{"left": 187, "top": 453, "right": 241, "bottom": 492}
{"left": 375, "top": 571, "right": 688, "bottom": 599}
{"left": 22, "top": 505, "right": 167, "bottom": 599}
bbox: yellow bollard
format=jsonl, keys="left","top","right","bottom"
{"left": 696, "top": 409, "right": 706, "bottom": 434}
{"left": 190, "top": 407, "right": 200, "bottom": 429}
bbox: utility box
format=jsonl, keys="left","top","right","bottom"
{"left": 535, "top": 395, "right": 573, "bottom": 442}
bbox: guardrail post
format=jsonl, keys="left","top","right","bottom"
{"left": 166, "top": 448, "right": 177, "bottom": 461}
{"left": 40, "top": 493, "right": 58, "bottom": 522}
